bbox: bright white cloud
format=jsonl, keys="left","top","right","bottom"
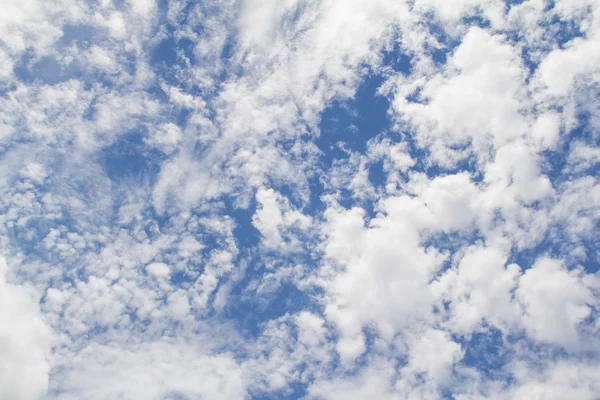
{"left": 0, "top": 257, "right": 52, "bottom": 400}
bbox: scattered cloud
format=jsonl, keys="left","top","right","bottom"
{"left": 0, "top": 0, "right": 599, "bottom": 399}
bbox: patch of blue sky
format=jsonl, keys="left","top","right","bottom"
{"left": 101, "top": 131, "right": 165, "bottom": 182}
{"left": 154, "top": 0, "right": 241, "bottom": 90}
{"left": 462, "top": 14, "right": 493, "bottom": 30}
{"left": 541, "top": 14, "right": 586, "bottom": 48}
{"left": 314, "top": 40, "right": 410, "bottom": 164}
{"left": 150, "top": 35, "right": 197, "bottom": 84}
{"left": 544, "top": 109, "right": 599, "bottom": 181}
{"left": 456, "top": 327, "right": 513, "bottom": 378}
{"left": 224, "top": 195, "right": 261, "bottom": 248}
{"left": 505, "top": 0, "right": 525, "bottom": 7}
{"left": 424, "top": 19, "right": 462, "bottom": 66}
{"left": 13, "top": 25, "right": 95, "bottom": 86}
{"left": 99, "top": 133, "right": 171, "bottom": 229}
{"left": 509, "top": 221, "right": 599, "bottom": 271}
{"left": 381, "top": 40, "right": 413, "bottom": 76}
{"left": 14, "top": 53, "right": 68, "bottom": 86}
{"left": 252, "top": 381, "right": 309, "bottom": 400}
{"left": 224, "top": 279, "right": 318, "bottom": 338}
{"left": 316, "top": 73, "right": 391, "bottom": 164}
{"left": 425, "top": 231, "right": 484, "bottom": 264}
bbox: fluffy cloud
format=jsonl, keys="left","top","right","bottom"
{"left": 0, "top": 257, "right": 52, "bottom": 400}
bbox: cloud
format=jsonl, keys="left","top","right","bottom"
{"left": 253, "top": 187, "right": 312, "bottom": 251}
{"left": 517, "top": 257, "right": 596, "bottom": 348}
{"left": 50, "top": 340, "right": 248, "bottom": 400}
{"left": 0, "top": 257, "right": 52, "bottom": 400}
{"left": 0, "top": 0, "right": 599, "bottom": 398}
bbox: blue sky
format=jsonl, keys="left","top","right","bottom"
{"left": 0, "top": 0, "right": 599, "bottom": 399}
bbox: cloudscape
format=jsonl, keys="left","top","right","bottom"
{"left": 0, "top": 0, "right": 599, "bottom": 399}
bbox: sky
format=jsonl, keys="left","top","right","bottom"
{"left": 0, "top": 0, "right": 599, "bottom": 399}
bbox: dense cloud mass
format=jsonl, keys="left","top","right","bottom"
{"left": 0, "top": 0, "right": 599, "bottom": 399}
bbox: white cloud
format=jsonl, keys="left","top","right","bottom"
{"left": 253, "top": 187, "right": 312, "bottom": 251}
{"left": 145, "top": 262, "right": 171, "bottom": 279}
{"left": 401, "top": 328, "right": 464, "bottom": 388}
{"left": 321, "top": 196, "right": 446, "bottom": 362}
{"left": 392, "top": 27, "right": 530, "bottom": 167}
{"left": 0, "top": 257, "right": 52, "bottom": 400}
{"left": 307, "top": 358, "right": 398, "bottom": 400}
{"left": 0, "top": 0, "right": 599, "bottom": 399}
{"left": 516, "top": 257, "right": 596, "bottom": 348}
{"left": 434, "top": 244, "right": 522, "bottom": 334}
{"left": 144, "top": 123, "right": 182, "bottom": 154}
{"left": 50, "top": 340, "right": 248, "bottom": 400}
{"left": 507, "top": 359, "right": 600, "bottom": 400}
{"left": 531, "top": 111, "right": 562, "bottom": 150}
